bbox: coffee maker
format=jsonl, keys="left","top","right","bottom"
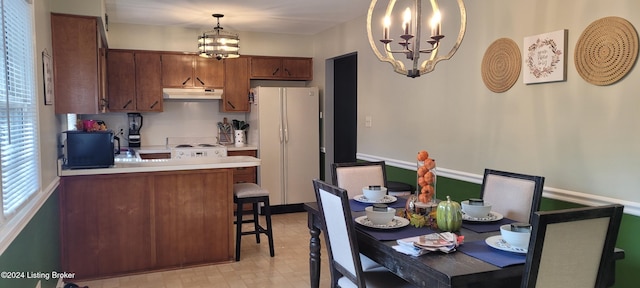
{"left": 127, "top": 113, "right": 143, "bottom": 147}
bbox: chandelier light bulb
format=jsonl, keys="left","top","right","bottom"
{"left": 403, "top": 8, "right": 411, "bottom": 35}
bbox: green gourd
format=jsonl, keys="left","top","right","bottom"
{"left": 437, "top": 196, "right": 462, "bottom": 232}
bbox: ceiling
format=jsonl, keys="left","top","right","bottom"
{"left": 105, "top": 0, "right": 371, "bottom": 35}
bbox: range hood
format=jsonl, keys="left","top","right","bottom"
{"left": 162, "top": 88, "right": 222, "bottom": 100}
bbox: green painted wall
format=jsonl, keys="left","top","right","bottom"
{"left": 0, "top": 190, "right": 60, "bottom": 288}
{"left": 386, "top": 166, "right": 639, "bottom": 288}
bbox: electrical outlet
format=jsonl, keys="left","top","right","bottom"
{"left": 365, "top": 116, "right": 372, "bottom": 128}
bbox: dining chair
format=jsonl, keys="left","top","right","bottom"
{"left": 312, "top": 179, "right": 416, "bottom": 288}
{"left": 521, "top": 204, "right": 624, "bottom": 288}
{"left": 332, "top": 161, "right": 387, "bottom": 199}
{"left": 480, "top": 169, "right": 545, "bottom": 223}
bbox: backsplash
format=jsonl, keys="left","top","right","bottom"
{"left": 81, "top": 101, "right": 244, "bottom": 147}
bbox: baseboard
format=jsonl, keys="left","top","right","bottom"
{"left": 269, "top": 203, "right": 306, "bottom": 214}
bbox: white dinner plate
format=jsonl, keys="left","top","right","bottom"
{"left": 485, "top": 235, "right": 527, "bottom": 254}
{"left": 353, "top": 194, "right": 397, "bottom": 204}
{"left": 462, "top": 211, "right": 504, "bottom": 222}
{"left": 355, "top": 216, "right": 409, "bottom": 229}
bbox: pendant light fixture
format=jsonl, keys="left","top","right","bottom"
{"left": 367, "top": 0, "right": 466, "bottom": 78}
{"left": 198, "top": 14, "right": 240, "bottom": 60}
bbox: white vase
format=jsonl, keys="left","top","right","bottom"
{"left": 234, "top": 130, "right": 245, "bottom": 147}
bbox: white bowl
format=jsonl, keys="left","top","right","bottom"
{"left": 365, "top": 206, "right": 396, "bottom": 225}
{"left": 362, "top": 186, "right": 388, "bottom": 201}
{"left": 461, "top": 200, "right": 492, "bottom": 218}
{"left": 500, "top": 224, "right": 531, "bottom": 249}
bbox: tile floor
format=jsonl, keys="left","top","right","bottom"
{"left": 74, "top": 212, "right": 332, "bottom": 288}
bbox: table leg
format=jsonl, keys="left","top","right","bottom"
{"left": 308, "top": 212, "right": 321, "bottom": 288}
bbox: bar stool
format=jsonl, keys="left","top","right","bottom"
{"left": 233, "top": 183, "right": 275, "bottom": 261}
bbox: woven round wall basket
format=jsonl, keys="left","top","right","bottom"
{"left": 481, "top": 38, "right": 522, "bottom": 93}
{"left": 575, "top": 16, "right": 639, "bottom": 86}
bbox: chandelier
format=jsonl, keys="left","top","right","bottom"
{"left": 367, "top": 0, "right": 466, "bottom": 78}
{"left": 198, "top": 14, "right": 240, "bottom": 60}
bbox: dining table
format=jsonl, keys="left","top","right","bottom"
{"left": 304, "top": 200, "right": 625, "bottom": 288}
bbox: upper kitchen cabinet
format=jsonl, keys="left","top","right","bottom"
{"left": 222, "top": 57, "right": 250, "bottom": 112}
{"left": 161, "top": 53, "right": 224, "bottom": 89}
{"left": 107, "top": 50, "right": 163, "bottom": 112}
{"left": 51, "top": 13, "right": 108, "bottom": 114}
{"left": 250, "top": 56, "right": 313, "bottom": 80}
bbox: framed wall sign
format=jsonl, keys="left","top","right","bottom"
{"left": 42, "top": 49, "right": 54, "bottom": 105}
{"left": 523, "top": 29, "right": 568, "bottom": 84}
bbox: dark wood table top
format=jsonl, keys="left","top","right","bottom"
{"left": 304, "top": 202, "right": 624, "bottom": 288}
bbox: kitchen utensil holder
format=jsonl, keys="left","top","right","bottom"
{"left": 219, "top": 128, "right": 233, "bottom": 144}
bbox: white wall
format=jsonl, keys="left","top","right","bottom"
{"left": 313, "top": 0, "right": 640, "bottom": 204}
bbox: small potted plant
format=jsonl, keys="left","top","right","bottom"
{"left": 232, "top": 119, "right": 249, "bottom": 147}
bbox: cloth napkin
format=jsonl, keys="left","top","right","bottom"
{"left": 457, "top": 240, "right": 526, "bottom": 268}
{"left": 349, "top": 197, "right": 407, "bottom": 212}
{"left": 356, "top": 222, "right": 437, "bottom": 241}
{"left": 393, "top": 232, "right": 461, "bottom": 256}
{"left": 461, "top": 218, "right": 516, "bottom": 233}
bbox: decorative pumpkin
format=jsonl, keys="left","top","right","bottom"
{"left": 437, "top": 196, "right": 462, "bottom": 232}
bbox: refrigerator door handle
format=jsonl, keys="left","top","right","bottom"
{"left": 283, "top": 89, "right": 289, "bottom": 143}
{"left": 279, "top": 90, "right": 284, "bottom": 143}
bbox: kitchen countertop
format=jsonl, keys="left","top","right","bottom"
{"left": 58, "top": 156, "right": 260, "bottom": 176}
{"left": 58, "top": 145, "right": 260, "bottom": 176}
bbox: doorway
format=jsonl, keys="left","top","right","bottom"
{"left": 324, "top": 53, "right": 357, "bottom": 179}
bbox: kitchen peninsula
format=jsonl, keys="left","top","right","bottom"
{"left": 57, "top": 154, "right": 260, "bottom": 280}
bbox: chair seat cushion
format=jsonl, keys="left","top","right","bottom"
{"left": 234, "top": 183, "right": 269, "bottom": 198}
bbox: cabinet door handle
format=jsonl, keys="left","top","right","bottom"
{"left": 150, "top": 100, "right": 159, "bottom": 109}
{"left": 196, "top": 77, "right": 205, "bottom": 85}
{"left": 227, "top": 101, "right": 236, "bottom": 109}
{"left": 122, "top": 99, "right": 132, "bottom": 109}
{"left": 284, "top": 68, "right": 291, "bottom": 76}
{"left": 182, "top": 77, "right": 191, "bottom": 85}
{"left": 272, "top": 67, "right": 280, "bottom": 76}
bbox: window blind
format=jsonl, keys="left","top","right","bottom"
{"left": 0, "top": 0, "right": 39, "bottom": 221}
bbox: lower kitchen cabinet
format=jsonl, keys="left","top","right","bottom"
{"left": 60, "top": 174, "right": 153, "bottom": 278}
{"left": 59, "top": 168, "right": 234, "bottom": 280}
{"left": 227, "top": 150, "right": 257, "bottom": 184}
{"left": 153, "top": 170, "right": 233, "bottom": 267}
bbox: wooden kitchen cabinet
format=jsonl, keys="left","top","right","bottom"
{"left": 154, "top": 169, "right": 233, "bottom": 267}
{"left": 59, "top": 168, "right": 234, "bottom": 280}
{"left": 107, "top": 50, "right": 163, "bottom": 112}
{"left": 222, "top": 57, "right": 250, "bottom": 112}
{"left": 60, "top": 174, "right": 153, "bottom": 278}
{"left": 227, "top": 150, "right": 257, "bottom": 183}
{"left": 250, "top": 56, "right": 313, "bottom": 80}
{"left": 51, "top": 13, "right": 109, "bottom": 114}
{"left": 161, "top": 53, "right": 224, "bottom": 88}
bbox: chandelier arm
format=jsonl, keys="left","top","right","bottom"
{"left": 418, "top": 0, "right": 466, "bottom": 75}
{"left": 367, "top": 0, "right": 408, "bottom": 75}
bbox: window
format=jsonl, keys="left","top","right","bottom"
{"left": 0, "top": 0, "right": 39, "bottom": 223}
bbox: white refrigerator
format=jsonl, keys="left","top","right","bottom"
{"left": 247, "top": 86, "right": 320, "bottom": 206}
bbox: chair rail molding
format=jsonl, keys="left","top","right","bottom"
{"left": 357, "top": 153, "right": 640, "bottom": 217}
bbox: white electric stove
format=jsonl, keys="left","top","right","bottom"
{"left": 166, "top": 137, "right": 227, "bottom": 159}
